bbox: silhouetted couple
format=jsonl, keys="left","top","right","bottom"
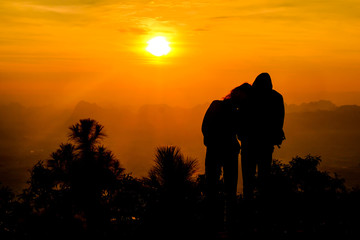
{"left": 202, "top": 72, "right": 285, "bottom": 231}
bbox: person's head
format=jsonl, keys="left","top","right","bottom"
{"left": 224, "top": 83, "right": 252, "bottom": 106}
{"left": 252, "top": 72, "right": 273, "bottom": 91}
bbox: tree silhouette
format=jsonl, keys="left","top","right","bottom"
{"left": 288, "top": 155, "right": 346, "bottom": 197}
{"left": 144, "top": 146, "right": 200, "bottom": 238}
{"left": 69, "top": 119, "right": 105, "bottom": 153}
{"left": 20, "top": 119, "right": 129, "bottom": 238}
{"left": 47, "top": 143, "right": 76, "bottom": 191}
{"left": 148, "top": 146, "right": 198, "bottom": 192}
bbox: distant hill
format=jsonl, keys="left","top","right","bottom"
{"left": 280, "top": 104, "right": 360, "bottom": 187}
{"left": 286, "top": 100, "right": 337, "bottom": 113}
{"left": 1, "top": 100, "right": 360, "bottom": 192}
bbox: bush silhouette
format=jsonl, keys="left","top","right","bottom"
{"left": 237, "top": 155, "right": 355, "bottom": 239}
{"left": 267, "top": 155, "right": 346, "bottom": 200}
{"left": 0, "top": 183, "right": 17, "bottom": 239}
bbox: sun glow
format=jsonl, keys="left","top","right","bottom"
{"left": 146, "top": 36, "right": 171, "bottom": 56}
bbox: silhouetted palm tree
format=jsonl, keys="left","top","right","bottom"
{"left": 94, "top": 145, "right": 125, "bottom": 195}
{"left": 66, "top": 119, "right": 119, "bottom": 235}
{"left": 69, "top": 118, "right": 105, "bottom": 159}
{"left": 66, "top": 119, "right": 111, "bottom": 193}
{"left": 145, "top": 146, "right": 199, "bottom": 238}
{"left": 148, "top": 146, "right": 198, "bottom": 192}
{"left": 48, "top": 143, "right": 76, "bottom": 171}
{"left": 47, "top": 143, "right": 76, "bottom": 190}
{"left": 22, "top": 119, "right": 127, "bottom": 237}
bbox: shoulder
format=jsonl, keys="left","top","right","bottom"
{"left": 211, "top": 100, "right": 222, "bottom": 105}
{"left": 209, "top": 100, "right": 224, "bottom": 108}
{"left": 272, "top": 90, "right": 284, "bottom": 102}
{"left": 206, "top": 100, "right": 223, "bottom": 113}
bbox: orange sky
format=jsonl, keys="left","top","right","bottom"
{"left": 1, "top": 0, "right": 360, "bottom": 107}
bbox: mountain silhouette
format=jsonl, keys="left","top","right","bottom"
{"left": 286, "top": 100, "right": 337, "bottom": 113}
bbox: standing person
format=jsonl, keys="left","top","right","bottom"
{"left": 240, "top": 73, "right": 285, "bottom": 199}
{"left": 202, "top": 83, "right": 251, "bottom": 232}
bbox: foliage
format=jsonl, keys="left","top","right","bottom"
{"left": 269, "top": 155, "right": 346, "bottom": 199}
{"left": 142, "top": 146, "right": 201, "bottom": 238}
{"left": 0, "top": 183, "right": 17, "bottom": 238}
{"left": 15, "top": 119, "right": 144, "bottom": 238}
{"left": 148, "top": 146, "right": 198, "bottom": 191}
{"left": 0, "top": 119, "right": 358, "bottom": 239}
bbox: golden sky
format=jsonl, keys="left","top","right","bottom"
{"left": 1, "top": 0, "right": 360, "bottom": 107}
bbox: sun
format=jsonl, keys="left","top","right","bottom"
{"left": 146, "top": 36, "right": 171, "bottom": 56}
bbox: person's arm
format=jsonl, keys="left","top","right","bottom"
{"left": 279, "top": 94, "right": 285, "bottom": 130}
{"left": 202, "top": 101, "right": 214, "bottom": 135}
{"left": 202, "top": 101, "right": 219, "bottom": 146}
{"left": 273, "top": 92, "right": 286, "bottom": 147}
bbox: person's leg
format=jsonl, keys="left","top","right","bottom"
{"left": 239, "top": 144, "right": 258, "bottom": 236}
{"left": 205, "top": 148, "right": 222, "bottom": 198}
{"left": 223, "top": 151, "right": 238, "bottom": 197}
{"left": 254, "top": 144, "right": 274, "bottom": 235}
{"left": 223, "top": 152, "right": 239, "bottom": 233}
{"left": 241, "top": 143, "right": 257, "bottom": 200}
{"left": 204, "top": 148, "right": 223, "bottom": 231}
{"left": 257, "top": 144, "right": 274, "bottom": 198}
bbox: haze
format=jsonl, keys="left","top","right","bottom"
{"left": 1, "top": 1, "right": 360, "bottom": 192}
{"left": 1, "top": 100, "right": 360, "bottom": 194}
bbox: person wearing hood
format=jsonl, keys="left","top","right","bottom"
{"left": 239, "top": 72, "right": 285, "bottom": 199}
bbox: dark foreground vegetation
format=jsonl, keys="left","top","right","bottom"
{"left": 0, "top": 119, "right": 359, "bottom": 239}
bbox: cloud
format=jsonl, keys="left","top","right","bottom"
{"left": 13, "top": 0, "right": 108, "bottom": 6}
{"left": 208, "top": 5, "right": 298, "bottom": 22}
{"left": 206, "top": 0, "right": 360, "bottom": 23}
{"left": 118, "top": 27, "right": 150, "bottom": 35}
{"left": 8, "top": 2, "right": 81, "bottom": 14}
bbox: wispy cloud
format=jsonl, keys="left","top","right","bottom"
{"left": 118, "top": 27, "right": 150, "bottom": 35}
{"left": 8, "top": 2, "right": 81, "bottom": 14}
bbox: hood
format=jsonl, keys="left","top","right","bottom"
{"left": 252, "top": 72, "right": 273, "bottom": 90}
